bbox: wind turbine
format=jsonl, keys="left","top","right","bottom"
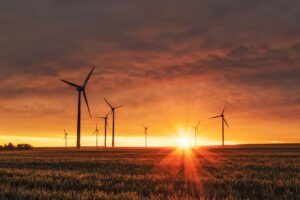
{"left": 143, "top": 125, "right": 150, "bottom": 147}
{"left": 96, "top": 112, "right": 110, "bottom": 147}
{"left": 191, "top": 120, "right": 201, "bottom": 146}
{"left": 104, "top": 98, "right": 122, "bottom": 147}
{"left": 61, "top": 66, "right": 95, "bottom": 149}
{"left": 64, "top": 129, "right": 69, "bottom": 148}
{"left": 210, "top": 104, "right": 229, "bottom": 146}
{"left": 93, "top": 123, "right": 99, "bottom": 147}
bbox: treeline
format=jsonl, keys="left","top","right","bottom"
{"left": 0, "top": 143, "right": 33, "bottom": 150}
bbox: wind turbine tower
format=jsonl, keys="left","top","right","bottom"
{"left": 64, "top": 129, "right": 69, "bottom": 148}
{"left": 104, "top": 98, "right": 122, "bottom": 147}
{"left": 61, "top": 66, "right": 95, "bottom": 149}
{"left": 94, "top": 123, "right": 99, "bottom": 147}
{"left": 143, "top": 125, "right": 150, "bottom": 147}
{"left": 210, "top": 104, "right": 229, "bottom": 146}
{"left": 192, "top": 120, "right": 201, "bottom": 146}
{"left": 96, "top": 112, "right": 110, "bottom": 147}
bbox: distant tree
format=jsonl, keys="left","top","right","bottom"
{"left": 5, "top": 143, "right": 15, "bottom": 150}
{"left": 24, "top": 144, "right": 33, "bottom": 149}
{"left": 1, "top": 143, "right": 33, "bottom": 151}
{"left": 17, "top": 144, "right": 33, "bottom": 150}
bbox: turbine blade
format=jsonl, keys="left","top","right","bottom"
{"left": 104, "top": 98, "right": 113, "bottom": 109}
{"left": 222, "top": 103, "right": 227, "bottom": 115}
{"left": 83, "top": 66, "right": 95, "bottom": 87}
{"left": 106, "top": 121, "right": 111, "bottom": 131}
{"left": 61, "top": 79, "right": 80, "bottom": 88}
{"left": 83, "top": 90, "right": 92, "bottom": 118}
{"left": 223, "top": 118, "right": 229, "bottom": 128}
{"left": 105, "top": 111, "right": 111, "bottom": 119}
{"left": 197, "top": 120, "right": 201, "bottom": 127}
{"left": 106, "top": 111, "right": 112, "bottom": 126}
{"left": 115, "top": 105, "right": 123, "bottom": 109}
{"left": 95, "top": 111, "right": 112, "bottom": 120}
{"left": 210, "top": 115, "right": 221, "bottom": 119}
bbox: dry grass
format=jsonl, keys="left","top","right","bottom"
{"left": 0, "top": 145, "right": 299, "bottom": 199}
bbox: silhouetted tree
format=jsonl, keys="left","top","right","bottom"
{"left": 5, "top": 143, "right": 15, "bottom": 150}
{"left": 0, "top": 143, "right": 33, "bottom": 150}
{"left": 17, "top": 144, "right": 33, "bottom": 150}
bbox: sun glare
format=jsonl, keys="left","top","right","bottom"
{"left": 175, "top": 137, "right": 192, "bottom": 148}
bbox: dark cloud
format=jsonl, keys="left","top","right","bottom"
{"left": 0, "top": 0, "right": 300, "bottom": 123}
{"left": 1, "top": 0, "right": 299, "bottom": 75}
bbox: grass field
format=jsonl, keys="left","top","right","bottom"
{"left": 0, "top": 145, "right": 299, "bottom": 199}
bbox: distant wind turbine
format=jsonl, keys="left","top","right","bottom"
{"left": 210, "top": 104, "right": 229, "bottom": 146}
{"left": 61, "top": 66, "right": 95, "bottom": 149}
{"left": 191, "top": 120, "right": 201, "bottom": 146}
{"left": 104, "top": 98, "right": 123, "bottom": 147}
{"left": 143, "top": 125, "right": 150, "bottom": 147}
{"left": 93, "top": 123, "right": 99, "bottom": 147}
{"left": 96, "top": 112, "right": 110, "bottom": 147}
{"left": 64, "top": 129, "right": 69, "bottom": 148}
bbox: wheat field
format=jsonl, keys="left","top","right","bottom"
{"left": 0, "top": 145, "right": 299, "bottom": 199}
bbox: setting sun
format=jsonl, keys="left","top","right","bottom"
{"left": 175, "top": 137, "right": 192, "bottom": 148}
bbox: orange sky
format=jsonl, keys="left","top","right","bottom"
{"left": 0, "top": 1, "right": 300, "bottom": 146}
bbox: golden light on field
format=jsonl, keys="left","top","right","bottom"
{"left": 158, "top": 147, "right": 201, "bottom": 190}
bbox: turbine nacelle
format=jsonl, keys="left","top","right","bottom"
{"left": 95, "top": 111, "right": 111, "bottom": 125}
{"left": 143, "top": 125, "right": 150, "bottom": 133}
{"left": 95, "top": 123, "right": 99, "bottom": 132}
{"left": 64, "top": 129, "right": 68, "bottom": 136}
{"left": 76, "top": 86, "right": 84, "bottom": 91}
{"left": 104, "top": 98, "right": 123, "bottom": 111}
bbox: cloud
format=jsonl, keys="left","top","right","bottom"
{"left": 0, "top": 0, "right": 300, "bottom": 139}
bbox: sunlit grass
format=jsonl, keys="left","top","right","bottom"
{"left": 0, "top": 147, "right": 299, "bottom": 199}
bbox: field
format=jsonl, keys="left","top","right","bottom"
{"left": 0, "top": 145, "right": 299, "bottom": 199}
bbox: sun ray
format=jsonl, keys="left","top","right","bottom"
{"left": 154, "top": 147, "right": 203, "bottom": 198}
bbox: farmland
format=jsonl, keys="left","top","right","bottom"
{"left": 0, "top": 145, "right": 299, "bottom": 199}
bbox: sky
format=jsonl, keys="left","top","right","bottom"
{"left": 0, "top": 0, "right": 300, "bottom": 147}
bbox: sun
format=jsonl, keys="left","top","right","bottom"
{"left": 175, "top": 137, "right": 192, "bottom": 148}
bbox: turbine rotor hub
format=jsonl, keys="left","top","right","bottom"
{"left": 76, "top": 86, "right": 84, "bottom": 91}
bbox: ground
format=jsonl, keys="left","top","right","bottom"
{"left": 0, "top": 145, "right": 299, "bottom": 199}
